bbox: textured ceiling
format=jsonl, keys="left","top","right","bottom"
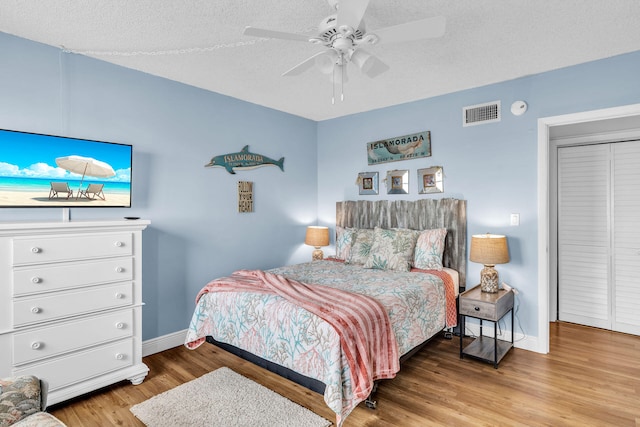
{"left": 1, "top": 0, "right": 640, "bottom": 121}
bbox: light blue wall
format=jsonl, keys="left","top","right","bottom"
{"left": 4, "top": 29, "right": 640, "bottom": 347}
{"left": 317, "top": 50, "right": 640, "bottom": 341}
{"left": 0, "top": 32, "right": 318, "bottom": 340}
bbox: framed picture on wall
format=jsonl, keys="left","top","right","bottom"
{"left": 358, "top": 172, "right": 379, "bottom": 195}
{"left": 418, "top": 166, "right": 444, "bottom": 194}
{"left": 386, "top": 169, "right": 409, "bottom": 194}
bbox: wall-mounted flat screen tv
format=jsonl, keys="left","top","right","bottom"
{"left": 0, "top": 129, "right": 132, "bottom": 208}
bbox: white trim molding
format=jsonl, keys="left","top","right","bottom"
{"left": 142, "top": 329, "right": 188, "bottom": 357}
{"left": 537, "top": 102, "right": 640, "bottom": 355}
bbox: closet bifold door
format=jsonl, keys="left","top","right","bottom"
{"left": 612, "top": 141, "right": 640, "bottom": 335}
{"left": 558, "top": 140, "right": 640, "bottom": 336}
{"left": 557, "top": 144, "right": 611, "bottom": 330}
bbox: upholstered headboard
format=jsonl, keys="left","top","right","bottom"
{"left": 336, "top": 199, "right": 467, "bottom": 287}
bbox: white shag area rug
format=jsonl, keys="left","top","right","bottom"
{"left": 130, "top": 367, "right": 332, "bottom": 427}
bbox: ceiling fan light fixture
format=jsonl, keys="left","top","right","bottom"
{"left": 351, "top": 49, "right": 374, "bottom": 73}
{"left": 316, "top": 50, "right": 339, "bottom": 74}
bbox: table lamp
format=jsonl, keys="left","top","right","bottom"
{"left": 305, "top": 226, "right": 330, "bottom": 261}
{"left": 470, "top": 233, "right": 510, "bottom": 293}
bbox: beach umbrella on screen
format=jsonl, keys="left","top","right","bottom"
{"left": 55, "top": 155, "right": 115, "bottom": 198}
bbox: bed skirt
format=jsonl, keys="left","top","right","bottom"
{"left": 206, "top": 336, "right": 327, "bottom": 394}
{"left": 205, "top": 332, "right": 440, "bottom": 395}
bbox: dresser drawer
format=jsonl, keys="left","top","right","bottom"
{"left": 13, "top": 282, "right": 133, "bottom": 327}
{"left": 12, "top": 339, "right": 134, "bottom": 392}
{"left": 13, "top": 310, "right": 134, "bottom": 365}
{"left": 12, "top": 232, "right": 133, "bottom": 265}
{"left": 13, "top": 258, "right": 133, "bottom": 296}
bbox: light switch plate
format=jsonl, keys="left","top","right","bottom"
{"left": 510, "top": 213, "right": 520, "bottom": 226}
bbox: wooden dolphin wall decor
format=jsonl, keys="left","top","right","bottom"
{"left": 205, "top": 145, "right": 285, "bottom": 174}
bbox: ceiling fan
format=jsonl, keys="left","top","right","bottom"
{"left": 243, "top": 0, "right": 446, "bottom": 103}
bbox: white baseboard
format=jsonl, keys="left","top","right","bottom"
{"left": 141, "top": 325, "right": 546, "bottom": 358}
{"left": 463, "top": 322, "right": 543, "bottom": 354}
{"left": 142, "top": 329, "right": 188, "bottom": 357}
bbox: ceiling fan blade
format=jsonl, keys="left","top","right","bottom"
{"left": 336, "top": 0, "right": 370, "bottom": 31}
{"left": 243, "top": 26, "right": 311, "bottom": 43}
{"left": 372, "top": 15, "right": 446, "bottom": 44}
{"left": 282, "top": 51, "right": 330, "bottom": 76}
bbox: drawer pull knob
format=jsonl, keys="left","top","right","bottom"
{"left": 31, "top": 277, "right": 42, "bottom": 284}
{"left": 31, "top": 307, "right": 41, "bottom": 314}
{"left": 115, "top": 293, "right": 124, "bottom": 299}
{"left": 31, "top": 342, "right": 42, "bottom": 350}
{"left": 116, "top": 267, "right": 125, "bottom": 273}
{"left": 31, "top": 247, "right": 42, "bottom": 253}
{"left": 474, "top": 306, "right": 480, "bottom": 311}
{"left": 115, "top": 241, "right": 124, "bottom": 247}
{"left": 115, "top": 322, "right": 125, "bottom": 329}
{"left": 115, "top": 353, "right": 125, "bottom": 360}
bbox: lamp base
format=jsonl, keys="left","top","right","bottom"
{"left": 480, "top": 265, "right": 499, "bottom": 293}
{"left": 312, "top": 248, "right": 324, "bottom": 261}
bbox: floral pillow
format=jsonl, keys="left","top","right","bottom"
{"left": 335, "top": 226, "right": 357, "bottom": 261}
{"left": 413, "top": 228, "right": 448, "bottom": 270}
{"left": 346, "top": 228, "right": 375, "bottom": 265}
{"left": 363, "top": 227, "right": 419, "bottom": 272}
{"left": 0, "top": 375, "right": 42, "bottom": 427}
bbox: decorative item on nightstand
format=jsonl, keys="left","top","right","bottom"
{"left": 305, "top": 226, "right": 329, "bottom": 261}
{"left": 470, "top": 233, "right": 509, "bottom": 293}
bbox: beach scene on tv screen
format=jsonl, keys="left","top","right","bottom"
{"left": 0, "top": 129, "right": 131, "bottom": 207}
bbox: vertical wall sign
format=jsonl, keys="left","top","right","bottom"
{"left": 238, "top": 181, "right": 254, "bottom": 213}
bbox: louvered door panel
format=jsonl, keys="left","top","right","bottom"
{"left": 557, "top": 144, "right": 610, "bottom": 328}
{"left": 612, "top": 141, "right": 640, "bottom": 334}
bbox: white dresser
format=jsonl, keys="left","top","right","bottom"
{"left": 0, "top": 219, "right": 150, "bottom": 406}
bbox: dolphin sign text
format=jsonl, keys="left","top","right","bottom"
{"left": 205, "top": 145, "right": 285, "bottom": 174}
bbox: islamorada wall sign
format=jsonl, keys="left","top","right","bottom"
{"left": 366, "top": 131, "right": 431, "bottom": 165}
{"left": 205, "top": 145, "right": 284, "bottom": 174}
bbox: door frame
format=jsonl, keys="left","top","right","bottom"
{"left": 537, "top": 103, "right": 640, "bottom": 354}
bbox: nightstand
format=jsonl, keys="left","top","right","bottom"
{"left": 459, "top": 285, "right": 514, "bottom": 368}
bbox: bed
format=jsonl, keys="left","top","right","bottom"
{"left": 185, "top": 199, "right": 467, "bottom": 426}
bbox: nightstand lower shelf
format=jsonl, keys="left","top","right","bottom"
{"left": 461, "top": 336, "right": 512, "bottom": 367}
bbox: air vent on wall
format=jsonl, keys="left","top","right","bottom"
{"left": 463, "top": 101, "right": 501, "bottom": 127}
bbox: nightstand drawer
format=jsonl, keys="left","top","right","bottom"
{"left": 459, "top": 286, "right": 514, "bottom": 321}
{"left": 460, "top": 298, "right": 498, "bottom": 319}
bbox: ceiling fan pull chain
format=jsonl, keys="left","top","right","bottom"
{"left": 332, "top": 65, "right": 336, "bottom": 104}
{"left": 341, "top": 56, "right": 345, "bottom": 102}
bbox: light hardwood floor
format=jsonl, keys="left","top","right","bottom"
{"left": 50, "top": 322, "right": 640, "bottom": 426}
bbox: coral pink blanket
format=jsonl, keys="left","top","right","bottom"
{"left": 189, "top": 269, "right": 400, "bottom": 404}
